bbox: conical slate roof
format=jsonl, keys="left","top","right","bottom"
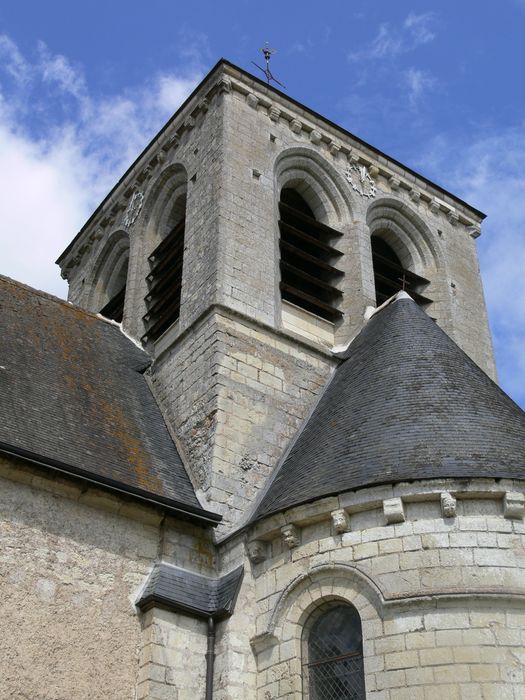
{"left": 253, "top": 295, "right": 525, "bottom": 521}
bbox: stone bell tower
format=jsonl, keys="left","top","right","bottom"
{"left": 57, "top": 59, "right": 495, "bottom": 534}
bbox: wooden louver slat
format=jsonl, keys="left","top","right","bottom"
{"left": 279, "top": 195, "right": 344, "bottom": 322}
{"left": 142, "top": 221, "right": 185, "bottom": 342}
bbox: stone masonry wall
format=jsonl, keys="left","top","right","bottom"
{"left": 150, "top": 308, "right": 335, "bottom": 534}
{"left": 0, "top": 455, "right": 216, "bottom": 700}
{"left": 247, "top": 478, "right": 525, "bottom": 699}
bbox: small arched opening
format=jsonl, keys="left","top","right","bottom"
{"left": 279, "top": 186, "right": 344, "bottom": 322}
{"left": 142, "top": 188, "right": 187, "bottom": 343}
{"left": 371, "top": 234, "right": 431, "bottom": 307}
{"left": 303, "top": 602, "right": 366, "bottom": 699}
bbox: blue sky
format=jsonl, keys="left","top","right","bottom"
{"left": 1, "top": 0, "right": 524, "bottom": 407}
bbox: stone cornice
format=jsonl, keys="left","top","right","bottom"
{"left": 58, "top": 59, "right": 485, "bottom": 275}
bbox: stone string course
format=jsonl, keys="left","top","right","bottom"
{"left": 245, "top": 480, "right": 525, "bottom": 699}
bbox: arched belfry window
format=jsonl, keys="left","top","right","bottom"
{"left": 142, "top": 195, "right": 186, "bottom": 342}
{"left": 305, "top": 604, "right": 366, "bottom": 699}
{"left": 94, "top": 234, "right": 130, "bottom": 323}
{"left": 279, "top": 187, "right": 343, "bottom": 322}
{"left": 371, "top": 236, "right": 431, "bottom": 307}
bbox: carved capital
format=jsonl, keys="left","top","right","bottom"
{"left": 247, "top": 540, "right": 267, "bottom": 563}
{"left": 331, "top": 509, "right": 350, "bottom": 534}
{"left": 429, "top": 198, "right": 440, "bottom": 214}
{"left": 383, "top": 497, "right": 405, "bottom": 525}
{"left": 441, "top": 492, "right": 457, "bottom": 518}
{"left": 329, "top": 140, "right": 340, "bottom": 156}
{"left": 281, "top": 524, "right": 300, "bottom": 549}
{"left": 216, "top": 76, "right": 231, "bottom": 94}
{"left": 268, "top": 105, "right": 281, "bottom": 122}
{"left": 504, "top": 491, "right": 525, "bottom": 520}
{"left": 290, "top": 118, "right": 302, "bottom": 134}
{"left": 447, "top": 210, "right": 459, "bottom": 226}
{"left": 246, "top": 93, "right": 259, "bottom": 109}
{"left": 389, "top": 176, "right": 400, "bottom": 191}
{"left": 162, "top": 133, "right": 180, "bottom": 152}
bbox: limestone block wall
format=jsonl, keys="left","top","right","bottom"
{"left": 217, "top": 71, "right": 495, "bottom": 377}
{"left": 247, "top": 478, "right": 525, "bottom": 699}
{"left": 149, "top": 308, "right": 335, "bottom": 533}
{"left": 0, "top": 455, "right": 216, "bottom": 700}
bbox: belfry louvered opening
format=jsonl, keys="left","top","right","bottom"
{"left": 98, "top": 245, "right": 129, "bottom": 323}
{"left": 142, "top": 216, "right": 185, "bottom": 342}
{"left": 371, "top": 236, "right": 431, "bottom": 307}
{"left": 279, "top": 188, "right": 344, "bottom": 322}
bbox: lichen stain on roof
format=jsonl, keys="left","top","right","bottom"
{"left": 0, "top": 275, "right": 202, "bottom": 511}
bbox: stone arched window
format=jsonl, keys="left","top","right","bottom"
{"left": 371, "top": 234, "right": 431, "bottom": 307}
{"left": 279, "top": 186, "right": 343, "bottom": 322}
{"left": 304, "top": 603, "right": 366, "bottom": 699}
{"left": 142, "top": 190, "right": 187, "bottom": 343}
{"left": 91, "top": 232, "right": 130, "bottom": 323}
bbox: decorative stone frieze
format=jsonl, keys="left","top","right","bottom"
{"left": 503, "top": 491, "right": 525, "bottom": 520}
{"left": 289, "top": 119, "right": 302, "bottom": 134}
{"left": 123, "top": 191, "right": 144, "bottom": 229}
{"left": 441, "top": 491, "right": 457, "bottom": 518}
{"left": 345, "top": 163, "right": 377, "bottom": 198}
{"left": 281, "top": 524, "right": 300, "bottom": 549}
{"left": 268, "top": 105, "right": 280, "bottom": 122}
{"left": 331, "top": 509, "right": 350, "bottom": 534}
{"left": 383, "top": 497, "right": 405, "bottom": 524}
{"left": 246, "top": 93, "right": 259, "bottom": 109}
{"left": 310, "top": 130, "right": 322, "bottom": 145}
{"left": 247, "top": 540, "right": 267, "bottom": 563}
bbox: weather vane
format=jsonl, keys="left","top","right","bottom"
{"left": 252, "top": 43, "right": 285, "bottom": 88}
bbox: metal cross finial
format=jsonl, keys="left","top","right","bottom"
{"left": 398, "top": 273, "right": 409, "bottom": 291}
{"left": 252, "top": 43, "right": 285, "bottom": 88}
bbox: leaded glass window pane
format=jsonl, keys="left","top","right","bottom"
{"left": 307, "top": 605, "right": 365, "bottom": 700}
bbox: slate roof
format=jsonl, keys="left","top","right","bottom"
{"left": 253, "top": 294, "right": 525, "bottom": 521}
{"left": 136, "top": 563, "right": 244, "bottom": 620}
{"left": 0, "top": 276, "right": 220, "bottom": 525}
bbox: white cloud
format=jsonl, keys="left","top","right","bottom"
{"left": 404, "top": 12, "right": 436, "bottom": 46}
{"left": 0, "top": 36, "right": 202, "bottom": 298}
{"left": 0, "top": 34, "right": 30, "bottom": 82}
{"left": 404, "top": 67, "right": 436, "bottom": 107}
{"left": 349, "top": 12, "right": 437, "bottom": 62}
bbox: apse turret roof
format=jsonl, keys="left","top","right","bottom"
{"left": 253, "top": 294, "right": 525, "bottom": 521}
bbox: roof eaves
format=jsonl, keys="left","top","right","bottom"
{"left": 0, "top": 442, "right": 222, "bottom": 526}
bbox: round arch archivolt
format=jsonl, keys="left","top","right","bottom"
{"left": 366, "top": 197, "right": 444, "bottom": 276}
{"left": 274, "top": 147, "right": 354, "bottom": 229}
{"left": 141, "top": 162, "right": 188, "bottom": 245}
{"left": 87, "top": 229, "right": 130, "bottom": 312}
